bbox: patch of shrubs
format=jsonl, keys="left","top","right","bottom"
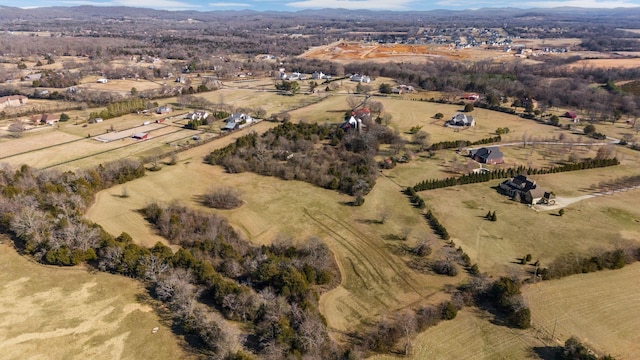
{"left": 555, "top": 337, "right": 617, "bottom": 360}
{"left": 432, "top": 260, "right": 458, "bottom": 276}
{"left": 201, "top": 187, "right": 243, "bottom": 209}
{"left": 362, "top": 300, "right": 462, "bottom": 354}
{"left": 539, "top": 247, "right": 640, "bottom": 280}
{"left": 486, "top": 277, "right": 531, "bottom": 329}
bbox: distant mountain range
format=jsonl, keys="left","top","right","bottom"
{"left": 0, "top": 5, "right": 639, "bottom": 22}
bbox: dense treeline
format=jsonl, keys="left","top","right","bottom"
{"left": 539, "top": 247, "right": 640, "bottom": 280}
{"left": 429, "top": 135, "right": 501, "bottom": 151}
{"left": 205, "top": 122, "right": 399, "bottom": 197}
{"left": 413, "top": 158, "right": 620, "bottom": 192}
{"left": 0, "top": 159, "right": 145, "bottom": 264}
{"left": 424, "top": 210, "right": 450, "bottom": 241}
{"left": 88, "top": 98, "right": 149, "bottom": 121}
{"left": 140, "top": 202, "right": 342, "bottom": 358}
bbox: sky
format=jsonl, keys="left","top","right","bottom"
{"left": 5, "top": 0, "right": 640, "bottom": 11}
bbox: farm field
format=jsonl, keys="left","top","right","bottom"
{"left": 0, "top": 241, "right": 190, "bottom": 360}
{"left": 523, "top": 263, "right": 640, "bottom": 359}
{"left": 0, "top": 124, "right": 188, "bottom": 169}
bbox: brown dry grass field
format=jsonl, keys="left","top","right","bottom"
{"left": 420, "top": 172, "right": 640, "bottom": 276}
{"left": 78, "top": 78, "right": 163, "bottom": 94}
{"left": 569, "top": 58, "right": 640, "bottom": 69}
{"left": 86, "top": 138, "right": 464, "bottom": 336}
{"left": 0, "top": 98, "right": 77, "bottom": 117}
{"left": 371, "top": 308, "right": 544, "bottom": 360}
{"left": 523, "top": 263, "right": 640, "bottom": 359}
{"left": 0, "top": 127, "right": 80, "bottom": 158}
{"left": 4, "top": 83, "right": 640, "bottom": 358}
{"left": 0, "top": 124, "right": 188, "bottom": 169}
{"left": 0, "top": 242, "right": 190, "bottom": 360}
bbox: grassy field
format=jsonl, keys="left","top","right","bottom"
{"left": 370, "top": 309, "right": 544, "bottom": 360}
{"left": 5, "top": 80, "right": 640, "bottom": 359}
{"left": 523, "top": 263, "right": 640, "bottom": 359}
{"left": 420, "top": 172, "right": 640, "bottom": 276}
{"left": 86, "top": 138, "right": 465, "bottom": 336}
{"left": 0, "top": 242, "right": 190, "bottom": 360}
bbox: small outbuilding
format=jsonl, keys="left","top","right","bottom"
{"left": 132, "top": 132, "right": 148, "bottom": 140}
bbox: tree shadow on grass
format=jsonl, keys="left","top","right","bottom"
{"left": 356, "top": 218, "right": 383, "bottom": 225}
{"left": 532, "top": 346, "right": 561, "bottom": 360}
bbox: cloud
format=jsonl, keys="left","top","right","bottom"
{"left": 208, "top": 2, "right": 253, "bottom": 7}
{"left": 286, "top": 0, "right": 417, "bottom": 10}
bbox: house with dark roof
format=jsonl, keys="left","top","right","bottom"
{"left": 469, "top": 147, "right": 503, "bottom": 164}
{"left": 499, "top": 175, "right": 549, "bottom": 205}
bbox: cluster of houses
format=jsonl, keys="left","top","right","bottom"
{"left": 0, "top": 95, "right": 28, "bottom": 111}
{"left": 277, "top": 69, "right": 334, "bottom": 81}
{"left": 445, "top": 113, "right": 475, "bottom": 127}
{"left": 185, "top": 110, "right": 209, "bottom": 121}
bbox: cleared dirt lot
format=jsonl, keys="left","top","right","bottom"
{"left": 0, "top": 242, "right": 189, "bottom": 360}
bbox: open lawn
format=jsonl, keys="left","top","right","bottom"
{"left": 421, "top": 174, "right": 640, "bottom": 276}
{"left": 523, "top": 263, "right": 640, "bottom": 359}
{"left": 0, "top": 242, "right": 190, "bottom": 360}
